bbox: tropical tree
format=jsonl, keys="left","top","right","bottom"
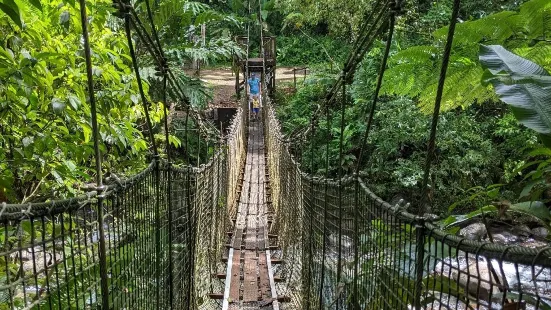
{"left": 0, "top": 0, "right": 170, "bottom": 202}
{"left": 381, "top": 0, "right": 551, "bottom": 113}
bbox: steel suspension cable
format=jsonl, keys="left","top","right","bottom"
{"left": 258, "top": 0, "right": 267, "bottom": 100}
{"left": 350, "top": 3, "right": 400, "bottom": 306}
{"left": 325, "top": 0, "right": 390, "bottom": 103}
{"left": 344, "top": 0, "right": 386, "bottom": 69}
{"left": 137, "top": 4, "right": 171, "bottom": 309}
{"left": 162, "top": 72, "right": 174, "bottom": 309}
{"left": 143, "top": 0, "right": 165, "bottom": 60}
{"left": 419, "top": 0, "right": 461, "bottom": 215}
{"left": 245, "top": 0, "right": 251, "bottom": 113}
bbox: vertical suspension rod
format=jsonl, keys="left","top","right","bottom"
{"left": 420, "top": 0, "right": 461, "bottom": 214}
{"left": 77, "top": 0, "right": 109, "bottom": 308}
{"left": 124, "top": 14, "right": 158, "bottom": 155}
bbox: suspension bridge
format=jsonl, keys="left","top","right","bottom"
{"left": 2, "top": 0, "right": 551, "bottom": 309}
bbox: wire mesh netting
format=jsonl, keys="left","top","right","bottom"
{"left": 0, "top": 105, "right": 246, "bottom": 310}
{"left": 264, "top": 103, "right": 551, "bottom": 310}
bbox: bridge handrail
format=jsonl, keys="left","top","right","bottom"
{"left": 0, "top": 98, "right": 247, "bottom": 310}
{"left": 264, "top": 100, "right": 551, "bottom": 309}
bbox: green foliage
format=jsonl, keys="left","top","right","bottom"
{"left": 276, "top": 0, "right": 376, "bottom": 38}
{"left": 137, "top": 0, "right": 245, "bottom": 70}
{"left": 277, "top": 61, "right": 537, "bottom": 213}
{"left": 277, "top": 34, "right": 350, "bottom": 66}
{"left": 480, "top": 44, "right": 551, "bottom": 147}
{"left": 0, "top": 0, "right": 243, "bottom": 203}
{"left": 382, "top": 0, "right": 551, "bottom": 113}
{"left": 0, "top": 0, "right": 181, "bottom": 203}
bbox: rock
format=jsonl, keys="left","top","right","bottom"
{"left": 492, "top": 233, "right": 508, "bottom": 244}
{"left": 419, "top": 291, "right": 470, "bottom": 310}
{"left": 531, "top": 227, "right": 549, "bottom": 239}
{"left": 434, "top": 255, "right": 551, "bottom": 307}
{"left": 519, "top": 238, "right": 548, "bottom": 248}
{"left": 434, "top": 256, "right": 500, "bottom": 301}
{"left": 514, "top": 224, "right": 532, "bottom": 237}
{"left": 452, "top": 259, "right": 502, "bottom": 302}
{"left": 459, "top": 223, "right": 487, "bottom": 241}
{"left": 490, "top": 231, "right": 518, "bottom": 244}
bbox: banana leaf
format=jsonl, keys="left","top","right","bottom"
{"left": 480, "top": 45, "right": 551, "bottom": 147}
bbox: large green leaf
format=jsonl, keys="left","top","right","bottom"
{"left": 510, "top": 201, "right": 551, "bottom": 225}
{"left": 479, "top": 44, "right": 551, "bottom": 146}
{"left": 0, "top": 0, "right": 22, "bottom": 28}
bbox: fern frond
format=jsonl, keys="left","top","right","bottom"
{"left": 384, "top": 0, "right": 550, "bottom": 113}
{"left": 183, "top": 1, "right": 209, "bottom": 15}
{"left": 388, "top": 45, "right": 438, "bottom": 66}
{"left": 518, "top": 0, "right": 551, "bottom": 39}
{"left": 434, "top": 11, "right": 518, "bottom": 46}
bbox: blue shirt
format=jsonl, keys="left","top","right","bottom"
{"left": 248, "top": 77, "right": 260, "bottom": 94}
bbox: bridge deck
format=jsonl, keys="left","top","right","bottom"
{"left": 223, "top": 117, "right": 279, "bottom": 310}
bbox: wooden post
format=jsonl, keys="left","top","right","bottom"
{"left": 235, "top": 64, "right": 241, "bottom": 99}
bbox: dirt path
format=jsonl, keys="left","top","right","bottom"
{"left": 192, "top": 67, "right": 308, "bottom": 107}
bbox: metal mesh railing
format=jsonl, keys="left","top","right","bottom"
{"left": 0, "top": 104, "right": 246, "bottom": 310}
{"left": 264, "top": 102, "right": 551, "bottom": 310}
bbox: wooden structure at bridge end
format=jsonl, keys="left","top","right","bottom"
{"left": 234, "top": 36, "right": 277, "bottom": 98}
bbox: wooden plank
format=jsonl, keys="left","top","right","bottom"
{"left": 257, "top": 224, "right": 265, "bottom": 250}
{"left": 258, "top": 252, "right": 271, "bottom": 300}
{"left": 222, "top": 248, "right": 235, "bottom": 310}
{"left": 245, "top": 214, "right": 257, "bottom": 250}
{"left": 266, "top": 249, "right": 280, "bottom": 310}
{"left": 233, "top": 228, "right": 243, "bottom": 248}
{"left": 243, "top": 250, "right": 258, "bottom": 302}
{"left": 229, "top": 249, "right": 241, "bottom": 302}
{"left": 226, "top": 118, "right": 281, "bottom": 308}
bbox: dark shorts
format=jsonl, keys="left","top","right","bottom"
{"left": 253, "top": 108, "right": 259, "bottom": 113}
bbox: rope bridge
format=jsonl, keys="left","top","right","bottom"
{"left": 0, "top": 103, "right": 247, "bottom": 309}
{"left": 2, "top": 0, "right": 551, "bottom": 309}
{"left": 265, "top": 101, "right": 551, "bottom": 310}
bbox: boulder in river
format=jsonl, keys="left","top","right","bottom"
{"left": 434, "top": 255, "right": 551, "bottom": 308}
{"left": 531, "top": 227, "right": 549, "bottom": 239}
{"left": 459, "top": 223, "right": 487, "bottom": 240}
{"left": 490, "top": 231, "right": 518, "bottom": 244}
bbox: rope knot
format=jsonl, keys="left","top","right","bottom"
{"left": 155, "top": 57, "right": 169, "bottom": 77}
{"left": 389, "top": 0, "right": 405, "bottom": 15}
{"left": 113, "top": 0, "right": 131, "bottom": 18}
{"left": 0, "top": 202, "right": 7, "bottom": 219}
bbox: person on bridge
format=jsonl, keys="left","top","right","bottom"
{"left": 248, "top": 72, "right": 261, "bottom": 103}
{"left": 252, "top": 95, "right": 260, "bottom": 121}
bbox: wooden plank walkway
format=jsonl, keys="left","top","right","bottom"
{"left": 223, "top": 117, "right": 279, "bottom": 310}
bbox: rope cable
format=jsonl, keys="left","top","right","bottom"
{"left": 126, "top": 7, "right": 221, "bottom": 138}
{"left": 124, "top": 13, "right": 159, "bottom": 156}
{"left": 78, "top": 0, "right": 102, "bottom": 187}
{"left": 292, "top": 3, "right": 392, "bottom": 143}
{"left": 354, "top": 10, "right": 397, "bottom": 174}
{"left": 419, "top": 0, "right": 461, "bottom": 215}
{"left": 77, "top": 0, "right": 109, "bottom": 307}
{"left": 336, "top": 71, "right": 347, "bottom": 307}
